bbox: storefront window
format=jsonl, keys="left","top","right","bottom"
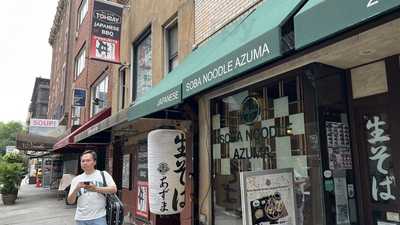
{"left": 211, "top": 76, "right": 324, "bottom": 225}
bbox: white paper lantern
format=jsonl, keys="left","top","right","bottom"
{"left": 148, "top": 129, "right": 186, "bottom": 215}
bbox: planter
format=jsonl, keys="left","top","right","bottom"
{"left": 1, "top": 193, "right": 17, "bottom": 205}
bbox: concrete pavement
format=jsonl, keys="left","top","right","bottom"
{"left": 0, "top": 178, "right": 76, "bottom": 225}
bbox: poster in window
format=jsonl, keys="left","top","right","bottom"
{"left": 73, "top": 89, "right": 86, "bottom": 107}
{"left": 136, "top": 181, "right": 149, "bottom": 220}
{"left": 240, "top": 168, "right": 297, "bottom": 225}
{"left": 136, "top": 141, "right": 149, "bottom": 220}
{"left": 90, "top": 0, "right": 123, "bottom": 63}
{"left": 122, "top": 154, "right": 131, "bottom": 189}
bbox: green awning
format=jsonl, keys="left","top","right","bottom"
{"left": 128, "top": 0, "right": 304, "bottom": 121}
{"left": 294, "top": 0, "right": 400, "bottom": 49}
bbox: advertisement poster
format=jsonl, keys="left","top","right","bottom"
{"left": 136, "top": 142, "right": 149, "bottom": 220}
{"left": 136, "top": 181, "right": 149, "bottom": 220}
{"left": 240, "top": 168, "right": 297, "bottom": 225}
{"left": 90, "top": 0, "right": 123, "bottom": 63}
{"left": 73, "top": 89, "right": 86, "bottom": 107}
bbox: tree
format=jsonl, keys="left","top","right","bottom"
{"left": 0, "top": 121, "right": 24, "bottom": 154}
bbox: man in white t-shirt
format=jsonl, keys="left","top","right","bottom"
{"left": 68, "top": 150, "right": 117, "bottom": 225}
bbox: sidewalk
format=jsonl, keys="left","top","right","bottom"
{"left": 0, "top": 179, "right": 76, "bottom": 225}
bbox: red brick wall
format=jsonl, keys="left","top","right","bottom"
{"left": 70, "top": 0, "right": 114, "bottom": 126}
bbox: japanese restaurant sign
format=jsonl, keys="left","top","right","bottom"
{"left": 90, "top": 0, "right": 123, "bottom": 63}
{"left": 240, "top": 168, "right": 297, "bottom": 225}
{"left": 148, "top": 129, "right": 186, "bottom": 215}
{"left": 365, "top": 114, "right": 396, "bottom": 202}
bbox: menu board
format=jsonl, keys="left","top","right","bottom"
{"left": 240, "top": 168, "right": 297, "bottom": 225}
{"left": 326, "top": 121, "right": 352, "bottom": 170}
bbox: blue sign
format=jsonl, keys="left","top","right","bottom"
{"left": 73, "top": 89, "right": 86, "bottom": 107}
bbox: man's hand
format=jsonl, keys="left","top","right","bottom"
{"left": 75, "top": 182, "right": 86, "bottom": 192}
{"left": 84, "top": 183, "right": 97, "bottom": 192}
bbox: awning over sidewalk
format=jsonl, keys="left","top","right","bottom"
{"left": 52, "top": 107, "right": 111, "bottom": 151}
{"left": 128, "top": 0, "right": 305, "bottom": 122}
{"left": 294, "top": 0, "right": 400, "bottom": 49}
{"left": 74, "top": 108, "right": 128, "bottom": 143}
{"left": 16, "top": 133, "right": 58, "bottom": 151}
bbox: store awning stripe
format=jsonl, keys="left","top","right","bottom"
{"left": 52, "top": 107, "right": 111, "bottom": 151}
{"left": 294, "top": 0, "right": 400, "bottom": 49}
{"left": 128, "top": 0, "right": 304, "bottom": 122}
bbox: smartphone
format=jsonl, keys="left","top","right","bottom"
{"left": 83, "top": 181, "right": 91, "bottom": 185}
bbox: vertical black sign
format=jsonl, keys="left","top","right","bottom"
{"left": 90, "top": 0, "right": 123, "bottom": 63}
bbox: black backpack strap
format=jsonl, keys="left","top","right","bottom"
{"left": 100, "top": 170, "right": 108, "bottom": 187}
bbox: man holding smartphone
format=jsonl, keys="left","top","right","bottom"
{"left": 68, "top": 150, "right": 117, "bottom": 225}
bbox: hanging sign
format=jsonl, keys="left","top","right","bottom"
{"left": 90, "top": 0, "right": 123, "bottom": 63}
{"left": 240, "top": 168, "right": 297, "bottom": 225}
{"left": 148, "top": 129, "right": 186, "bottom": 215}
{"left": 73, "top": 89, "right": 86, "bottom": 107}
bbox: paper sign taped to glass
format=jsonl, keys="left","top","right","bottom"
{"left": 240, "top": 168, "right": 297, "bottom": 225}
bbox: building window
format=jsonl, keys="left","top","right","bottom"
{"left": 71, "top": 106, "right": 81, "bottom": 126}
{"left": 165, "top": 21, "right": 178, "bottom": 73}
{"left": 78, "top": 0, "right": 88, "bottom": 27}
{"left": 132, "top": 29, "right": 152, "bottom": 101}
{"left": 210, "top": 76, "right": 326, "bottom": 225}
{"left": 119, "top": 67, "right": 126, "bottom": 110}
{"left": 91, "top": 75, "right": 109, "bottom": 116}
{"left": 75, "top": 46, "right": 86, "bottom": 79}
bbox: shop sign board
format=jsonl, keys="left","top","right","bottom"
{"left": 127, "top": 85, "right": 181, "bottom": 121}
{"left": 182, "top": 30, "right": 280, "bottom": 98}
{"left": 73, "top": 89, "right": 86, "bottom": 107}
{"left": 365, "top": 115, "right": 396, "bottom": 202}
{"left": 90, "top": 0, "right": 123, "bottom": 63}
{"left": 240, "top": 168, "right": 297, "bottom": 225}
{"left": 30, "top": 119, "right": 59, "bottom": 128}
{"left": 294, "top": 0, "right": 400, "bottom": 49}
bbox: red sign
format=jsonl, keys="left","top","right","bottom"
{"left": 136, "top": 181, "right": 149, "bottom": 220}
{"left": 90, "top": 0, "right": 123, "bottom": 63}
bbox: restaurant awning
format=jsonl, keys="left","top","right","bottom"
{"left": 74, "top": 107, "right": 128, "bottom": 143}
{"left": 52, "top": 107, "right": 111, "bottom": 151}
{"left": 294, "top": 0, "right": 400, "bottom": 49}
{"left": 128, "top": 0, "right": 305, "bottom": 121}
{"left": 16, "top": 133, "right": 58, "bottom": 151}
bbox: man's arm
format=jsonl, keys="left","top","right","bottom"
{"left": 93, "top": 185, "right": 117, "bottom": 194}
{"left": 67, "top": 182, "right": 83, "bottom": 204}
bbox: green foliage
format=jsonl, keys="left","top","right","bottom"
{"left": 2, "top": 152, "right": 25, "bottom": 164}
{"left": 0, "top": 121, "right": 24, "bottom": 150}
{"left": 0, "top": 161, "right": 24, "bottom": 194}
{"left": 2, "top": 152, "right": 28, "bottom": 175}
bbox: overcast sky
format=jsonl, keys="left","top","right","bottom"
{"left": 0, "top": 1, "right": 58, "bottom": 124}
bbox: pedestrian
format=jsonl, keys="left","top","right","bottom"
{"left": 68, "top": 150, "right": 117, "bottom": 225}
